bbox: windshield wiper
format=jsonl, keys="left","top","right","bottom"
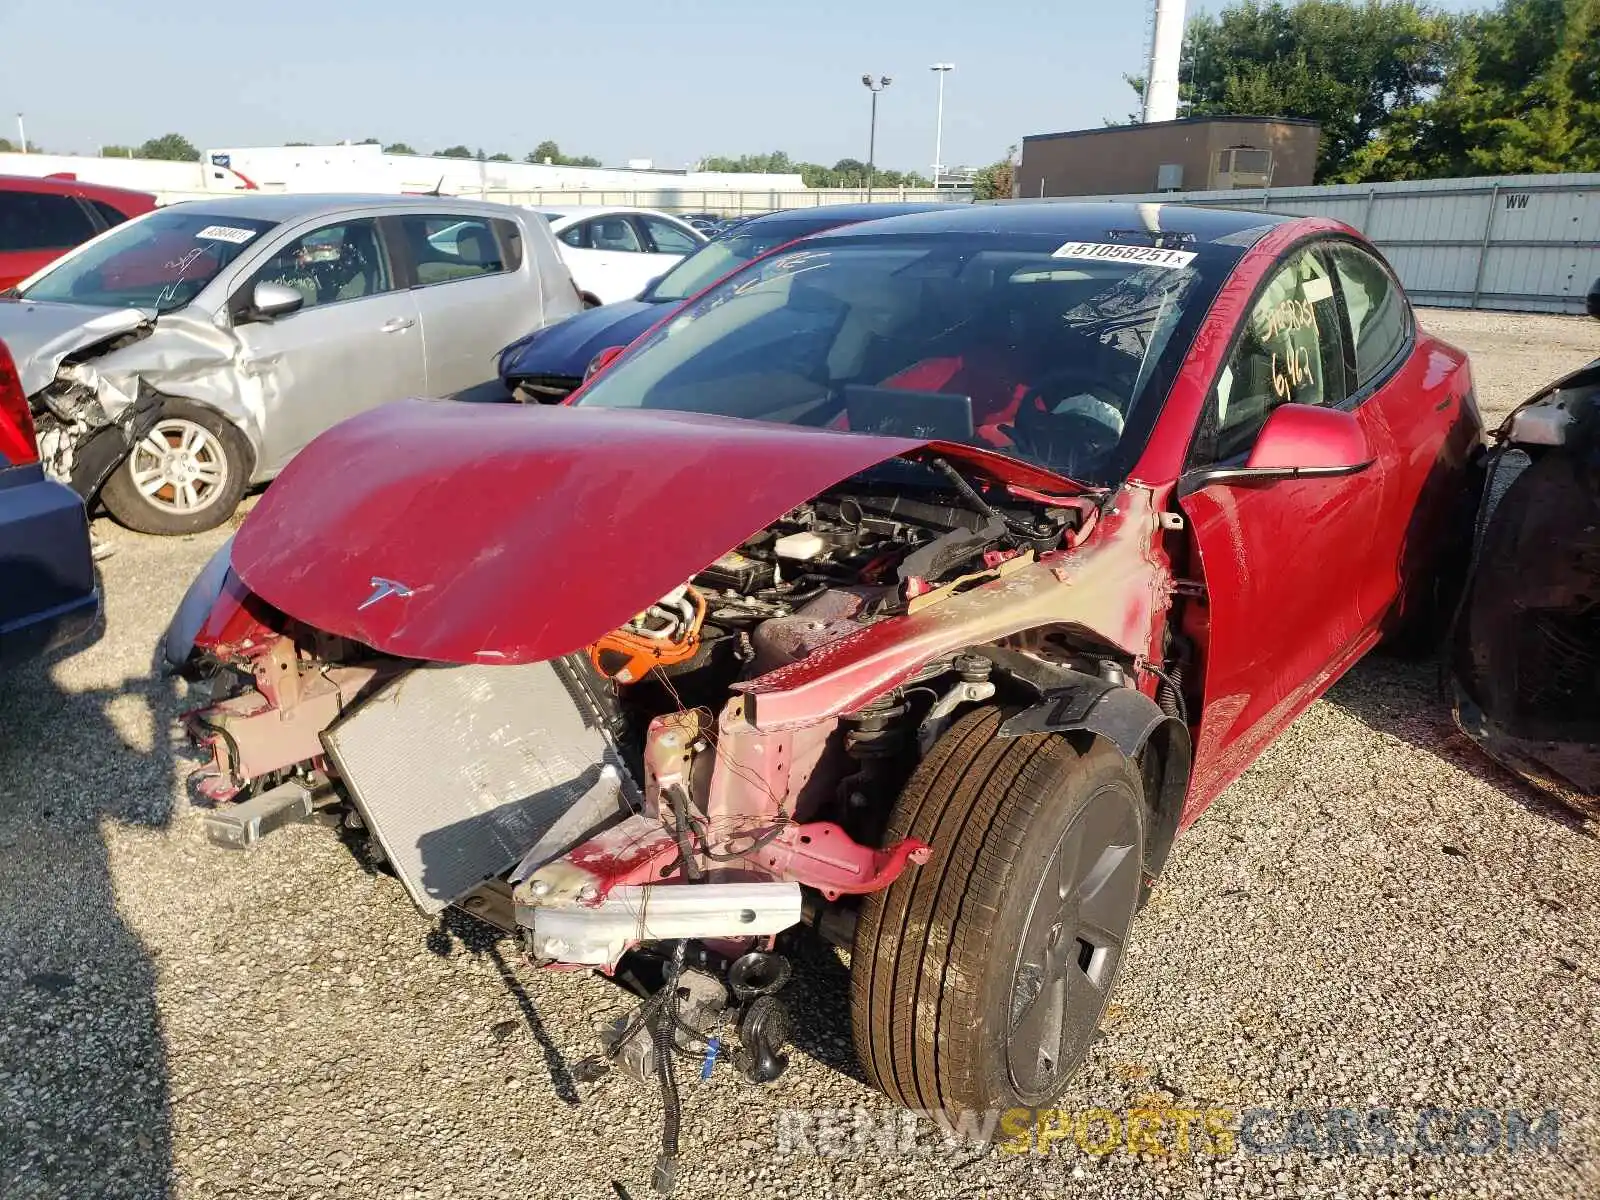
{"left": 924, "top": 456, "right": 1049, "bottom": 539}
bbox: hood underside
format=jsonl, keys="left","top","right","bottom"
{"left": 230, "top": 399, "right": 1082, "bottom": 665}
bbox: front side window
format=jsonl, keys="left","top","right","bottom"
{"left": 16, "top": 209, "right": 278, "bottom": 312}
{"left": 588, "top": 216, "right": 642, "bottom": 253}
{"left": 402, "top": 215, "right": 505, "bottom": 284}
{"left": 641, "top": 216, "right": 700, "bottom": 255}
{"left": 0, "top": 192, "right": 96, "bottom": 253}
{"left": 249, "top": 219, "right": 391, "bottom": 310}
{"left": 576, "top": 233, "right": 1231, "bottom": 485}
{"left": 1194, "top": 246, "right": 1349, "bottom": 465}
{"left": 1330, "top": 244, "right": 1408, "bottom": 389}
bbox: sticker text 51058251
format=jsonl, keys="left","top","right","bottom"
{"left": 1052, "top": 241, "right": 1198, "bottom": 270}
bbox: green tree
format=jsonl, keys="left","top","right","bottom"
{"left": 1167, "top": 0, "right": 1459, "bottom": 182}
{"left": 971, "top": 148, "right": 1017, "bottom": 201}
{"left": 139, "top": 133, "right": 200, "bottom": 161}
{"left": 526, "top": 141, "right": 602, "bottom": 167}
{"left": 487, "top": 152, "right": 514, "bottom": 162}
{"left": 436, "top": 145, "right": 475, "bottom": 159}
{"left": 1357, "top": 0, "right": 1600, "bottom": 178}
{"left": 0, "top": 137, "right": 13, "bottom": 153}
{"left": 383, "top": 142, "right": 417, "bottom": 154}
{"left": 358, "top": 137, "right": 380, "bottom": 145}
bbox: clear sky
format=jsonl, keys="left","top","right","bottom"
{"left": 3, "top": 0, "right": 1490, "bottom": 174}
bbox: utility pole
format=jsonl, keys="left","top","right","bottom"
{"left": 930, "top": 64, "right": 953, "bottom": 187}
{"left": 861, "top": 75, "right": 891, "bottom": 201}
{"left": 16, "top": 113, "right": 26, "bottom": 153}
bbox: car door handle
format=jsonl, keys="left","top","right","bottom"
{"left": 380, "top": 317, "right": 415, "bottom": 333}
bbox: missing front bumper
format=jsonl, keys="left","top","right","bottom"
{"left": 518, "top": 882, "right": 804, "bottom": 968}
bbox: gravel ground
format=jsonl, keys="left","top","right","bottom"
{"left": 2, "top": 307, "right": 1597, "bottom": 1200}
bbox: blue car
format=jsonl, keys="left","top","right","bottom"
{"left": 0, "top": 336, "right": 97, "bottom": 664}
{"left": 496, "top": 203, "right": 952, "bottom": 403}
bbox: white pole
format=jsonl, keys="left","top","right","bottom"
{"left": 16, "top": 113, "right": 26, "bottom": 153}
{"left": 1142, "top": 0, "right": 1187, "bottom": 123}
{"left": 930, "top": 64, "right": 953, "bottom": 187}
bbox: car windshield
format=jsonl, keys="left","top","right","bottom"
{"left": 647, "top": 221, "right": 838, "bottom": 303}
{"left": 576, "top": 232, "right": 1232, "bottom": 484}
{"left": 18, "top": 209, "right": 278, "bottom": 313}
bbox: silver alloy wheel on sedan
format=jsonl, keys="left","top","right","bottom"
{"left": 127, "top": 418, "right": 230, "bottom": 515}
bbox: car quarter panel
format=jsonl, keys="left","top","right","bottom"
{"left": 0, "top": 465, "right": 97, "bottom": 661}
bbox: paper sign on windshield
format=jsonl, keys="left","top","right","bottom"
{"left": 195, "top": 225, "right": 258, "bottom": 245}
{"left": 1052, "top": 241, "right": 1197, "bottom": 270}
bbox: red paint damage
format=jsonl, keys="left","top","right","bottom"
{"left": 230, "top": 399, "right": 1085, "bottom": 665}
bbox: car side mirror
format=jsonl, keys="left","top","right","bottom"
{"left": 585, "top": 345, "right": 626, "bottom": 380}
{"left": 1183, "top": 404, "right": 1374, "bottom": 491}
{"left": 1587, "top": 276, "right": 1599, "bottom": 320}
{"left": 249, "top": 281, "right": 304, "bottom": 321}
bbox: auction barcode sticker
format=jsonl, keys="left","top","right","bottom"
{"left": 194, "top": 225, "right": 258, "bottom": 244}
{"left": 1052, "top": 241, "right": 1197, "bottom": 269}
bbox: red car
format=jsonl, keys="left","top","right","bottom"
{"left": 164, "top": 203, "right": 1480, "bottom": 1158}
{"left": 0, "top": 175, "right": 156, "bottom": 291}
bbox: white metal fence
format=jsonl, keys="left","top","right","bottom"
{"left": 1018, "top": 173, "right": 1600, "bottom": 315}
{"left": 474, "top": 187, "right": 973, "bottom": 215}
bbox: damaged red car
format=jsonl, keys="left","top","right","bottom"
{"left": 164, "top": 203, "right": 1482, "bottom": 1151}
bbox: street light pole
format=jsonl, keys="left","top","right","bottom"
{"left": 15, "top": 113, "right": 26, "bottom": 154}
{"left": 861, "top": 74, "right": 891, "bottom": 201}
{"left": 930, "top": 64, "right": 953, "bottom": 188}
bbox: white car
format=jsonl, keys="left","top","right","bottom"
{"left": 534, "top": 207, "right": 707, "bottom": 307}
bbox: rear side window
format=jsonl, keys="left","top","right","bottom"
{"left": 492, "top": 219, "right": 523, "bottom": 271}
{"left": 90, "top": 199, "right": 134, "bottom": 228}
{"left": 402, "top": 215, "right": 507, "bottom": 285}
{"left": 0, "top": 192, "right": 97, "bottom": 252}
{"left": 1194, "top": 247, "right": 1350, "bottom": 465}
{"left": 559, "top": 224, "right": 586, "bottom": 249}
{"left": 1329, "top": 244, "right": 1409, "bottom": 388}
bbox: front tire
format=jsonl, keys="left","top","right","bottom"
{"left": 100, "top": 399, "right": 252, "bottom": 535}
{"left": 851, "top": 706, "right": 1146, "bottom": 1119}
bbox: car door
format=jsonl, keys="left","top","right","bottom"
{"left": 0, "top": 190, "right": 100, "bottom": 289}
{"left": 1324, "top": 240, "right": 1478, "bottom": 630}
{"left": 231, "top": 217, "right": 425, "bottom": 474}
{"left": 635, "top": 214, "right": 703, "bottom": 293}
{"left": 567, "top": 215, "right": 653, "bottom": 304}
{"left": 394, "top": 212, "right": 536, "bottom": 395}
{"left": 1177, "top": 242, "right": 1399, "bottom": 804}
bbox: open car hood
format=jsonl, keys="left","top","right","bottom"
{"left": 230, "top": 399, "right": 1085, "bottom": 665}
{"left": 0, "top": 299, "right": 155, "bottom": 398}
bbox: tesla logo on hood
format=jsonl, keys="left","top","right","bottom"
{"left": 358, "top": 577, "right": 415, "bottom": 611}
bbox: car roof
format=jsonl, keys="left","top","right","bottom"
{"left": 0, "top": 173, "right": 155, "bottom": 203}
{"left": 810, "top": 200, "right": 1296, "bottom": 246}
{"left": 535, "top": 205, "right": 682, "bottom": 221}
{"left": 159, "top": 192, "right": 522, "bottom": 222}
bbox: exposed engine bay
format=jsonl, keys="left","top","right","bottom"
{"left": 177, "top": 468, "right": 1098, "bottom": 954}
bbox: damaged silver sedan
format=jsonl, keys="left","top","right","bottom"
{"left": 0, "top": 193, "right": 579, "bottom": 534}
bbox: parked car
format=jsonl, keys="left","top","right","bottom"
{"left": 498, "top": 203, "right": 948, "bottom": 402}
{"left": 0, "top": 193, "right": 579, "bottom": 535}
{"left": 534, "top": 206, "right": 706, "bottom": 306}
{"left": 1447, "top": 275, "right": 1600, "bottom": 809}
{"left": 0, "top": 335, "right": 96, "bottom": 664}
{"left": 0, "top": 175, "right": 156, "bottom": 291}
{"left": 165, "top": 203, "right": 1480, "bottom": 1172}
